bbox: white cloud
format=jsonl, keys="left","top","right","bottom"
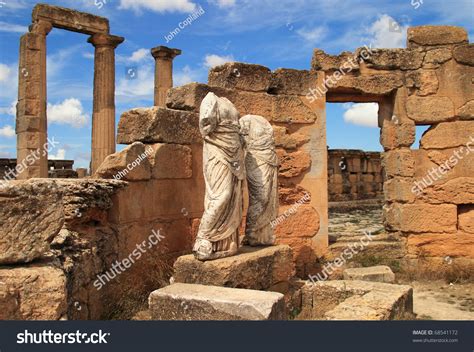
{"left": 0, "top": 125, "right": 15, "bottom": 138}
{"left": 117, "top": 48, "right": 152, "bottom": 64}
{"left": 343, "top": 103, "right": 379, "bottom": 128}
{"left": 203, "top": 54, "right": 234, "bottom": 68}
{"left": 0, "top": 21, "right": 28, "bottom": 33}
{"left": 0, "top": 100, "right": 17, "bottom": 116}
{"left": 174, "top": 65, "right": 204, "bottom": 86}
{"left": 365, "top": 14, "right": 408, "bottom": 48}
{"left": 208, "top": 0, "right": 236, "bottom": 8}
{"left": 49, "top": 149, "right": 66, "bottom": 160}
{"left": 0, "top": 64, "right": 13, "bottom": 83}
{"left": 47, "top": 98, "right": 89, "bottom": 128}
{"left": 118, "top": 0, "right": 197, "bottom": 13}
{"left": 116, "top": 64, "right": 155, "bottom": 103}
{"left": 296, "top": 26, "right": 327, "bottom": 45}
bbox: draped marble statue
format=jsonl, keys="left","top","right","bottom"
{"left": 239, "top": 115, "right": 279, "bottom": 246}
{"left": 193, "top": 92, "right": 245, "bottom": 261}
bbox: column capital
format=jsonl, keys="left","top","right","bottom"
{"left": 151, "top": 46, "right": 182, "bottom": 60}
{"left": 88, "top": 33, "right": 124, "bottom": 49}
{"left": 29, "top": 20, "right": 53, "bottom": 36}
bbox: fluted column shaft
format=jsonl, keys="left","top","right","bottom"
{"left": 151, "top": 46, "right": 181, "bottom": 107}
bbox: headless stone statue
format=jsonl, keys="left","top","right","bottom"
{"left": 193, "top": 92, "right": 245, "bottom": 261}
{"left": 239, "top": 115, "right": 279, "bottom": 246}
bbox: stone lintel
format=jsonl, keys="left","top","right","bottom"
{"left": 32, "top": 4, "right": 110, "bottom": 35}
{"left": 151, "top": 46, "right": 182, "bottom": 60}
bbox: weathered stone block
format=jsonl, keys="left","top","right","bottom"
{"left": 277, "top": 149, "right": 311, "bottom": 178}
{"left": 382, "top": 149, "right": 415, "bottom": 178}
{"left": 0, "top": 265, "right": 67, "bottom": 320}
{"left": 407, "top": 233, "right": 474, "bottom": 258}
{"left": 273, "top": 126, "right": 309, "bottom": 150}
{"left": 384, "top": 178, "right": 415, "bottom": 203}
{"left": 406, "top": 96, "right": 454, "bottom": 124}
{"left": 332, "top": 73, "right": 403, "bottom": 95}
{"left": 0, "top": 180, "right": 64, "bottom": 264}
{"left": 380, "top": 119, "right": 416, "bottom": 150}
{"left": 418, "top": 177, "right": 474, "bottom": 204}
{"left": 149, "top": 283, "right": 286, "bottom": 320}
{"left": 405, "top": 70, "right": 439, "bottom": 96}
{"left": 457, "top": 100, "right": 474, "bottom": 120}
{"left": 453, "top": 44, "right": 474, "bottom": 66}
{"left": 274, "top": 204, "right": 320, "bottom": 238}
{"left": 32, "top": 4, "right": 109, "bottom": 34}
{"left": 364, "top": 48, "right": 424, "bottom": 70}
{"left": 343, "top": 266, "right": 395, "bottom": 283}
{"left": 385, "top": 203, "right": 457, "bottom": 233}
{"left": 147, "top": 143, "right": 192, "bottom": 179}
{"left": 423, "top": 48, "right": 452, "bottom": 68}
{"left": 311, "top": 49, "right": 359, "bottom": 71}
{"left": 173, "top": 245, "right": 295, "bottom": 290}
{"left": 117, "top": 107, "right": 201, "bottom": 145}
{"left": 269, "top": 68, "right": 319, "bottom": 95}
{"left": 95, "top": 142, "right": 152, "bottom": 181}
{"left": 300, "top": 280, "right": 413, "bottom": 320}
{"left": 272, "top": 95, "right": 318, "bottom": 123}
{"left": 208, "top": 62, "right": 271, "bottom": 92}
{"left": 166, "top": 83, "right": 228, "bottom": 111}
{"left": 278, "top": 185, "right": 311, "bottom": 204}
{"left": 458, "top": 205, "right": 474, "bottom": 234}
{"left": 420, "top": 121, "right": 474, "bottom": 149}
{"left": 407, "top": 26, "right": 468, "bottom": 48}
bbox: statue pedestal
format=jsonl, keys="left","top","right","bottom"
{"left": 172, "top": 245, "right": 295, "bottom": 291}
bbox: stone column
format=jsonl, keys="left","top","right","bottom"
{"left": 16, "top": 20, "right": 52, "bottom": 179}
{"left": 88, "top": 33, "right": 124, "bottom": 174}
{"left": 151, "top": 46, "right": 181, "bottom": 107}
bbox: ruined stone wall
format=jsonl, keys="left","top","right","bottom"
{"left": 328, "top": 149, "right": 384, "bottom": 202}
{"left": 313, "top": 25, "right": 473, "bottom": 264}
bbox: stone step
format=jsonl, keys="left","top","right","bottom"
{"left": 149, "top": 283, "right": 286, "bottom": 320}
{"left": 343, "top": 265, "right": 395, "bottom": 283}
{"left": 172, "top": 245, "right": 295, "bottom": 290}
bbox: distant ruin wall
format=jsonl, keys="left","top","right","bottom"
{"left": 328, "top": 149, "right": 384, "bottom": 202}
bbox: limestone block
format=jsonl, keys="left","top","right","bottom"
{"left": 343, "top": 266, "right": 395, "bottom": 283}
{"left": 380, "top": 119, "right": 416, "bottom": 150}
{"left": 147, "top": 143, "right": 192, "bottom": 179}
{"left": 332, "top": 73, "right": 403, "bottom": 95}
{"left": 173, "top": 245, "right": 295, "bottom": 290}
{"left": 382, "top": 149, "right": 415, "bottom": 178}
{"left": 406, "top": 96, "right": 454, "bottom": 124}
{"left": 420, "top": 121, "right": 474, "bottom": 149}
{"left": 208, "top": 62, "right": 271, "bottom": 92}
{"left": 453, "top": 44, "right": 474, "bottom": 66}
{"left": 311, "top": 49, "right": 359, "bottom": 71}
{"left": 458, "top": 205, "right": 474, "bottom": 234}
{"left": 149, "top": 283, "right": 286, "bottom": 320}
{"left": 407, "top": 26, "right": 468, "bottom": 48}
{"left": 423, "top": 48, "right": 452, "bottom": 68}
{"left": 407, "top": 233, "right": 474, "bottom": 258}
{"left": 274, "top": 204, "right": 320, "bottom": 238}
{"left": 95, "top": 142, "right": 152, "bottom": 181}
{"left": 385, "top": 203, "right": 457, "bottom": 233}
{"left": 300, "top": 280, "right": 413, "bottom": 320}
{"left": 418, "top": 177, "right": 474, "bottom": 204}
{"left": 166, "top": 83, "right": 229, "bottom": 111}
{"left": 269, "top": 68, "right": 319, "bottom": 95}
{"left": 0, "top": 265, "right": 67, "bottom": 320}
{"left": 117, "top": 107, "right": 201, "bottom": 145}
{"left": 272, "top": 95, "right": 318, "bottom": 123}
{"left": 364, "top": 48, "right": 424, "bottom": 70}
{"left": 384, "top": 178, "right": 415, "bottom": 203}
{"left": 32, "top": 4, "right": 109, "bottom": 34}
{"left": 456, "top": 100, "right": 474, "bottom": 120}
{"left": 278, "top": 185, "right": 311, "bottom": 205}
{"left": 277, "top": 149, "right": 311, "bottom": 178}
{"left": 276, "top": 236, "right": 318, "bottom": 277}
{"left": 405, "top": 70, "right": 439, "bottom": 96}
{"left": 0, "top": 180, "right": 64, "bottom": 264}
{"left": 273, "top": 126, "right": 309, "bottom": 150}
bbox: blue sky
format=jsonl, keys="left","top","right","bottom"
{"left": 0, "top": 0, "right": 472, "bottom": 168}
